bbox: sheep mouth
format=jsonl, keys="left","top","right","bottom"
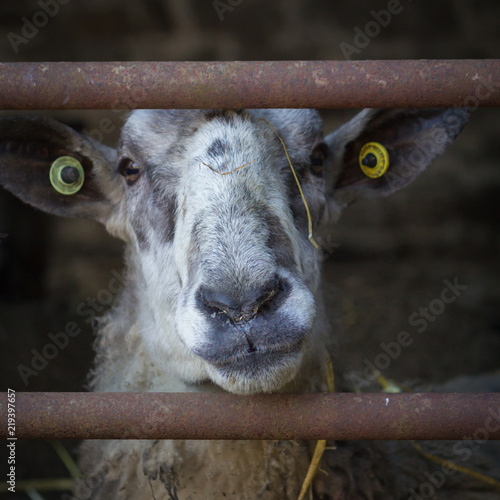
{"left": 219, "top": 343, "right": 302, "bottom": 368}
{"left": 206, "top": 347, "right": 304, "bottom": 394}
{"left": 193, "top": 335, "right": 305, "bottom": 368}
{"left": 199, "top": 340, "right": 305, "bottom": 394}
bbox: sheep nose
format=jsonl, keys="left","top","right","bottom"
{"left": 199, "top": 277, "right": 282, "bottom": 324}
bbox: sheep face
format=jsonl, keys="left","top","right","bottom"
{"left": 118, "top": 109, "right": 325, "bottom": 393}
{"left": 0, "top": 108, "right": 468, "bottom": 394}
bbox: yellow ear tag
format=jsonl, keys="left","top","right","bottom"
{"left": 359, "top": 142, "right": 390, "bottom": 179}
{"left": 49, "top": 156, "right": 85, "bottom": 195}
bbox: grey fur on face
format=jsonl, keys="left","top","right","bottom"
{"left": 118, "top": 109, "right": 324, "bottom": 393}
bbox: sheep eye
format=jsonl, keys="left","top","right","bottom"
{"left": 310, "top": 142, "right": 328, "bottom": 176}
{"left": 118, "top": 159, "right": 143, "bottom": 184}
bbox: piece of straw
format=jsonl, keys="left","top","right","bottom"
{"left": 49, "top": 440, "right": 82, "bottom": 479}
{"left": 377, "top": 374, "right": 404, "bottom": 393}
{"left": 260, "top": 119, "right": 319, "bottom": 249}
{"left": 201, "top": 147, "right": 255, "bottom": 176}
{"left": 297, "top": 355, "right": 335, "bottom": 500}
{"left": 374, "top": 379, "right": 500, "bottom": 491}
{"left": 411, "top": 441, "right": 500, "bottom": 490}
{"left": 26, "top": 489, "right": 46, "bottom": 500}
{"left": 173, "top": 194, "right": 185, "bottom": 222}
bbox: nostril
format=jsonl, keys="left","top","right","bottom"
{"left": 200, "top": 287, "right": 240, "bottom": 313}
{"left": 198, "top": 276, "right": 285, "bottom": 323}
{"left": 248, "top": 278, "right": 279, "bottom": 314}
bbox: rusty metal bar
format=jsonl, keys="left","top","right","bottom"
{"left": 0, "top": 60, "right": 499, "bottom": 110}
{"left": 1, "top": 392, "right": 499, "bottom": 440}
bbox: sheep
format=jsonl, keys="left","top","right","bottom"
{"left": 1, "top": 108, "right": 499, "bottom": 499}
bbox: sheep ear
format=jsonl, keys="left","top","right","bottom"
{"left": 0, "top": 116, "right": 121, "bottom": 224}
{"left": 324, "top": 108, "right": 469, "bottom": 212}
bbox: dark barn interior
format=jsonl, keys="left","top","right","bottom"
{"left": 0, "top": 1, "right": 499, "bottom": 498}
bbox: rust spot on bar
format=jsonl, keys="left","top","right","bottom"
{"left": 0, "top": 60, "right": 499, "bottom": 110}
{"left": 1, "top": 392, "right": 499, "bottom": 440}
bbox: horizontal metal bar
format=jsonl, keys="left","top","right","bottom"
{"left": 0, "top": 60, "right": 499, "bottom": 110}
{"left": 2, "top": 392, "right": 499, "bottom": 440}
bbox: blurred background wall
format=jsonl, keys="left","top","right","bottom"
{"left": 0, "top": 1, "right": 499, "bottom": 495}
